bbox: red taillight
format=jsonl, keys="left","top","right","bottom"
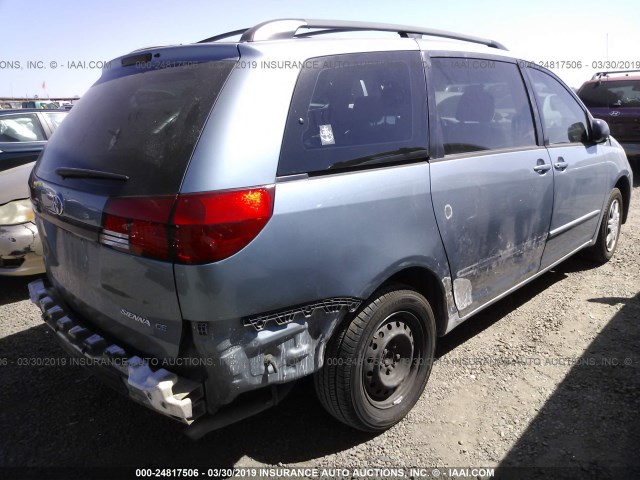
{"left": 101, "top": 197, "right": 175, "bottom": 259}
{"left": 100, "top": 186, "right": 274, "bottom": 264}
{"left": 172, "top": 187, "right": 275, "bottom": 264}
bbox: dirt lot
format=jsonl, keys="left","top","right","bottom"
{"left": 1, "top": 171, "right": 638, "bottom": 480}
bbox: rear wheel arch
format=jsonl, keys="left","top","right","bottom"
{"left": 587, "top": 187, "right": 623, "bottom": 263}
{"left": 615, "top": 175, "right": 631, "bottom": 224}
{"left": 368, "top": 266, "right": 449, "bottom": 337}
{"left": 314, "top": 266, "right": 448, "bottom": 376}
{"left": 317, "top": 266, "right": 449, "bottom": 370}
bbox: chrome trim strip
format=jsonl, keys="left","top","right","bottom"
{"left": 548, "top": 210, "right": 600, "bottom": 239}
{"left": 276, "top": 173, "right": 309, "bottom": 183}
{"left": 102, "top": 229, "right": 129, "bottom": 240}
{"left": 99, "top": 234, "right": 129, "bottom": 249}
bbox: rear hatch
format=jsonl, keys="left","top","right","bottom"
{"left": 578, "top": 77, "right": 640, "bottom": 144}
{"left": 31, "top": 46, "right": 238, "bottom": 358}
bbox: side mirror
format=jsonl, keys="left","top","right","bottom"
{"left": 568, "top": 122, "right": 587, "bottom": 143}
{"left": 591, "top": 118, "right": 610, "bottom": 143}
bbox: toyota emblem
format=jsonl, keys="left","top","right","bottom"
{"left": 51, "top": 195, "right": 64, "bottom": 216}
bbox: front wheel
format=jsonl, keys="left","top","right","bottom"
{"left": 314, "top": 287, "right": 436, "bottom": 431}
{"left": 588, "top": 188, "right": 623, "bottom": 263}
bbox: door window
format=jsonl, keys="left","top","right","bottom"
{"left": 528, "top": 68, "right": 589, "bottom": 145}
{"left": 431, "top": 58, "right": 537, "bottom": 155}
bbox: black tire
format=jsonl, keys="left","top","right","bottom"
{"left": 314, "top": 287, "right": 436, "bottom": 432}
{"left": 587, "top": 188, "right": 623, "bottom": 263}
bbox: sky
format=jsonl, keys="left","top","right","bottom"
{"left": 1, "top": 0, "right": 639, "bottom": 97}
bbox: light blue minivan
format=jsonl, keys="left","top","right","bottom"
{"left": 28, "top": 19, "right": 632, "bottom": 437}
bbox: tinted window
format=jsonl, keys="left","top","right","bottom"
{"left": 278, "top": 51, "right": 427, "bottom": 176}
{"left": 528, "top": 69, "right": 588, "bottom": 145}
{"left": 0, "top": 114, "right": 45, "bottom": 142}
{"left": 431, "top": 58, "right": 536, "bottom": 155}
{"left": 579, "top": 79, "right": 640, "bottom": 108}
{"left": 36, "top": 61, "right": 235, "bottom": 195}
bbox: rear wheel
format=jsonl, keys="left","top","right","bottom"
{"left": 588, "top": 188, "right": 623, "bottom": 263}
{"left": 314, "top": 287, "right": 436, "bottom": 431}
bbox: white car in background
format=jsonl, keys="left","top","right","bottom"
{"left": 0, "top": 109, "right": 67, "bottom": 275}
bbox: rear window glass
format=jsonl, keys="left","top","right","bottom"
{"left": 278, "top": 51, "right": 427, "bottom": 176}
{"left": 36, "top": 61, "right": 235, "bottom": 195}
{"left": 579, "top": 80, "right": 640, "bottom": 108}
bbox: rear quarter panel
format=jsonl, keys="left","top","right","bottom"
{"left": 175, "top": 163, "right": 452, "bottom": 322}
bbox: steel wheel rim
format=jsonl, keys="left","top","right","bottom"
{"left": 606, "top": 198, "right": 621, "bottom": 252}
{"left": 363, "top": 310, "right": 426, "bottom": 409}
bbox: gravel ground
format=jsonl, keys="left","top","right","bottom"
{"left": 1, "top": 175, "right": 638, "bottom": 480}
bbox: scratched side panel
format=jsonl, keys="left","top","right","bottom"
{"left": 430, "top": 148, "right": 554, "bottom": 315}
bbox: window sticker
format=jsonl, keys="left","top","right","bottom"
{"left": 319, "top": 124, "right": 335, "bottom": 145}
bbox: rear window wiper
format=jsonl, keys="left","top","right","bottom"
{"left": 55, "top": 167, "right": 130, "bottom": 181}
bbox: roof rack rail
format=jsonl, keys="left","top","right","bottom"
{"left": 198, "top": 28, "right": 248, "bottom": 44}
{"left": 591, "top": 69, "right": 640, "bottom": 80}
{"left": 198, "top": 18, "right": 508, "bottom": 50}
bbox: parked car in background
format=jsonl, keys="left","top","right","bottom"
{"left": 577, "top": 70, "right": 640, "bottom": 160}
{"left": 21, "top": 100, "right": 61, "bottom": 109}
{"left": 0, "top": 109, "right": 67, "bottom": 275}
{"left": 28, "top": 19, "right": 632, "bottom": 437}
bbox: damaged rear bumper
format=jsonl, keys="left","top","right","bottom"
{"left": 27, "top": 277, "right": 359, "bottom": 436}
{"left": 28, "top": 278, "right": 205, "bottom": 424}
